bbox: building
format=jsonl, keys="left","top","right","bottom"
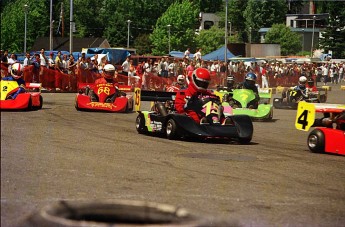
{"left": 259, "top": 13, "right": 328, "bottom": 55}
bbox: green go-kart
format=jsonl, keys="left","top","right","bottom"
{"left": 214, "top": 88, "right": 273, "bottom": 121}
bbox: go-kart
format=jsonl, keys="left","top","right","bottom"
{"left": 214, "top": 88, "right": 273, "bottom": 121}
{"left": 0, "top": 81, "right": 43, "bottom": 110}
{"left": 295, "top": 102, "right": 345, "bottom": 155}
{"left": 273, "top": 87, "right": 325, "bottom": 109}
{"left": 75, "top": 83, "right": 133, "bottom": 112}
{"left": 135, "top": 89, "right": 253, "bottom": 144}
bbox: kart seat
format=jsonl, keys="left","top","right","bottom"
{"left": 155, "top": 102, "right": 168, "bottom": 116}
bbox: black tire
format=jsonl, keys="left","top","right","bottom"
{"left": 27, "top": 98, "right": 32, "bottom": 111}
{"left": 75, "top": 101, "right": 80, "bottom": 111}
{"left": 267, "top": 109, "right": 273, "bottom": 121}
{"left": 308, "top": 129, "right": 325, "bottom": 153}
{"left": 38, "top": 95, "right": 43, "bottom": 109}
{"left": 166, "top": 118, "right": 178, "bottom": 140}
{"left": 20, "top": 200, "right": 210, "bottom": 227}
{"left": 135, "top": 114, "right": 147, "bottom": 134}
{"left": 238, "top": 137, "right": 252, "bottom": 144}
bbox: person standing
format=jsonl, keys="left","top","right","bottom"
{"left": 260, "top": 63, "right": 269, "bottom": 88}
{"left": 184, "top": 48, "right": 190, "bottom": 59}
{"left": 23, "top": 52, "right": 31, "bottom": 67}
{"left": 121, "top": 57, "right": 130, "bottom": 76}
{"left": 194, "top": 48, "right": 202, "bottom": 63}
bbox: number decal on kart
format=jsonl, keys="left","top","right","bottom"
{"left": 203, "top": 101, "right": 219, "bottom": 116}
{"left": 240, "top": 94, "right": 248, "bottom": 101}
{"left": 97, "top": 87, "right": 110, "bottom": 95}
{"left": 134, "top": 88, "right": 141, "bottom": 111}
{"left": 297, "top": 110, "right": 308, "bottom": 130}
{"left": 2, "top": 86, "right": 7, "bottom": 92}
{"left": 295, "top": 101, "right": 315, "bottom": 131}
{"left": 289, "top": 90, "right": 297, "bottom": 97}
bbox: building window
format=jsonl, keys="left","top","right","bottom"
{"left": 204, "top": 21, "right": 214, "bottom": 30}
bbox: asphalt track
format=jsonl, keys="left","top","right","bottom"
{"left": 1, "top": 84, "right": 345, "bottom": 226}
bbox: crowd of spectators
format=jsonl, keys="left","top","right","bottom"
{"left": 1, "top": 48, "right": 344, "bottom": 91}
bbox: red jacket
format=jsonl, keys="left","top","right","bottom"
{"left": 175, "top": 83, "right": 214, "bottom": 123}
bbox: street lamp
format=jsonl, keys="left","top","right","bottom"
{"left": 127, "top": 20, "right": 131, "bottom": 48}
{"left": 167, "top": 24, "right": 171, "bottom": 54}
{"left": 311, "top": 15, "right": 316, "bottom": 56}
{"left": 24, "top": 4, "right": 28, "bottom": 53}
{"left": 228, "top": 21, "right": 232, "bottom": 41}
{"left": 249, "top": 26, "right": 252, "bottom": 43}
{"left": 49, "top": 0, "right": 53, "bottom": 50}
{"left": 225, "top": 0, "right": 228, "bottom": 64}
{"left": 302, "top": 29, "right": 305, "bottom": 52}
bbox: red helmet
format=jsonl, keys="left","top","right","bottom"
{"left": 191, "top": 68, "right": 211, "bottom": 91}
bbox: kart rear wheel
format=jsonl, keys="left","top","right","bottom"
{"left": 238, "top": 137, "right": 252, "bottom": 144}
{"left": 136, "top": 114, "right": 147, "bottom": 134}
{"left": 38, "top": 95, "right": 43, "bottom": 109}
{"left": 166, "top": 119, "right": 178, "bottom": 140}
{"left": 308, "top": 129, "right": 325, "bottom": 153}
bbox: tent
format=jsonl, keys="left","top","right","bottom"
{"left": 202, "top": 46, "right": 235, "bottom": 61}
{"left": 86, "top": 48, "right": 130, "bottom": 65}
{"left": 169, "top": 51, "right": 194, "bottom": 59}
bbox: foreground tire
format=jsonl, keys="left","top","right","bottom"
{"left": 20, "top": 200, "right": 222, "bottom": 227}
{"left": 238, "top": 137, "right": 252, "bottom": 144}
{"left": 136, "top": 114, "right": 147, "bottom": 134}
{"left": 308, "top": 129, "right": 325, "bottom": 153}
{"left": 166, "top": 118, "right": 178, "bottom": 140}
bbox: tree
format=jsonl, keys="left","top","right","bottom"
{"left": 199, "top": 0, "right": 223, "bottom": 13}
{"left": 228, "top": 0, "right": 248, "bottom": 42}
{"left": 316, "top": 1, "right": 345, "bottom": 59}
{"left": 264, "top": 24, "right": 301, "bottom": 56}
{"left": 244, "top": 0, "right": 287, "bottom": 43}
{"left": 150, "top": 0, "right": 198, "bottom": 55}
{"left": 195, "top": 26, "right": 225, "bottom": 55}
{"left": 1, "top": 0, "right": 49, "bottom": 52}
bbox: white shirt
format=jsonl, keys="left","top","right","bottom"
{"left": 40, "top": 54, "right": 47, "bottom": 66}
{"left": 122, "top": 60, "right": 129, "bottom": 72}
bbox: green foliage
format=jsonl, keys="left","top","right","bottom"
{"left": 199, "top": 0, "right": 223, "bottom": 13}
{"left": 150, "top": 0, "right": 198, "bottom": 55}
{"left": 195, "top": 26, "right": 224, "bottom": 55}
{"left": 228, "top": 0, "right": 248, "bottom": 42}
{"left": 317, "top": 1, "right": 345, "bottom": 58}
{"left": 1, "top": 0, "right": 48, "bottom": 52}
{"left": 134, "top": 34, "right": 152, "bottom": 55}
{"left": 265, "top": 24, "right": 301, "bottom": 56}
{"left": 244, "top": 0, "right": 286, "bottom": 43}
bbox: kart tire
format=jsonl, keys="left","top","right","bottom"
{"left": 238, "top": 137, "right": 252, "bottom": 144}
{"left": 308, "top": 129, "right": 325, "bottom": 153}
{"left": 75, "top": 101, "right": 80, "bottom": 111}
{"left": 33, "top": 95, "right": 43, "bottom": 110}
{"left": 27, "top": 98, "right": 32, "bottom": 111}
{"left": 136, "top": 114, "right": 147, "bottom": 134}
{"left": 267, "top": 109, "right": 273, "bottom": 120}
{"left": 20, "top": 200, "right": 215, "bottom": 227}
{"left": 166, "top": 118, "right": 178, "bottom": 140}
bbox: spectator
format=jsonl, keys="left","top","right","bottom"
{"left": 48, "top": 52, "right": 55, "bottom": 70}
{"left": 31, "top": 54, "right": 41, "bottom": 83}
{"left": 39, "top": 48, "right": 47, "bottom": 67}
{"left": 260, "top": 63, "right": 269, "bottom": 88}
{"left": 23, "top": 52, "right": 31, "bottom": 67}
{"left": 121, "top": 57, "right": 130, "bottom": 76}
{"left": 184, "top": 48, "right": 190, "bottom": 59}
{"left": 194, "top": 48, "right": 202, "bottom": 63}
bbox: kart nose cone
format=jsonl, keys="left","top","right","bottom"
{"left": 308, "top": 134, "right": 318, "bottom": 148}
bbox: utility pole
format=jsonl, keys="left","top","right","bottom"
{"left": 49, "top": 0, "right": 53, "bottom": 50}
{"left": 69, "top": 0, "right": 73, "bottom": 54}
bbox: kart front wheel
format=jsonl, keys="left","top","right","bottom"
{"left": 308, "top": 129, "right": 325, "bottom": 153}
{"left": 166, "top": 119, "right": 178, "bottom": 140}
{"left": 136, "top": 114, "right": 147, "bottom": 134}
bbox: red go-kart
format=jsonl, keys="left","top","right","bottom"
{"left": 75, "top": 83, "right": 134, "bottom": 112}
{"left": 295, "top": 102, "right": 345, "bottom": 156}
{"left": 0, "top": 81, "right": 43, "bottom": 110}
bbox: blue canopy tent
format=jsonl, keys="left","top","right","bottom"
{"left": 169, "top": 51, "right": 194, "bottom": 59}
{"left": 86, "top": 48, "right": 130, "bottom": 65}
{"left": 202, "top": 46, "right": 235, "bottom": 61}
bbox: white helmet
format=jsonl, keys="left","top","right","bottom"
{"left": 299, "top": 76, "right": 307, "bottom": 85}
{"left": 103, "top": 64, "right": 115, "bottom": 79}
{"left": 104, "top": 64, "right": 115, "bottom": 72}
{"left": 177, "top": 75, "right": 185, "bottom": 85}
{"left": 11, "top": 63, "right": 24, "bottom": 79}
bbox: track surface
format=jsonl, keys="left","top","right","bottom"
{"left": 1, "top": 84, "right": 345, "bottom": 226}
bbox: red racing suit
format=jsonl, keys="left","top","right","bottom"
{"left": 175, "top": 83, "right": 216, "bottom": 123}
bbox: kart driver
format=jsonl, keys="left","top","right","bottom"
{"left": 176, "top": 74, "right": 187, "bottom": 89}
{"left": 236, "top": 72, "right": 260, "bottom": 108}
{"left": 88, "top": 64, "right": 124, "bottom": 102}
{"left": 175, "top": 68, "right": 224, "bottom": 124}
{"left": 1, "top": 63, "right": 26, "bottom": 99}
{"left": 313, "top": 111, "right": 345, "bottom": 130}
{"left": 282, "top": 76, "right": 309, "bottom": 103}
{"left": 306, "top": 77, "right": 318, "bottom": 92}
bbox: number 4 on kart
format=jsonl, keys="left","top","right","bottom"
{"left": 295, "top": 101, "right": 315, "bottom": 131}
